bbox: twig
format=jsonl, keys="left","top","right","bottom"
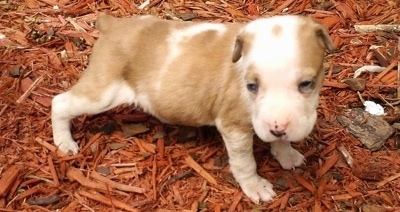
{"left": 160, "top": 170, "right": 192, "bottom": 192}
{"left": 89, "top": 171, "right": 146, "bottom": 193}
{"left": 354, "top": 24, "right": 400, "bottom": 33}
{"left": 316, "top": 154, "right": 339, "bottom": 178}
{"left": 16, "top": 76, "right": 43, "bottom": 104}
{"left": 291, "top": 170, "right": 316, "bottom": 193}
{"left": 0, "top": 165, "right": 23, "bottom": 197}
{"left": 377, "top": 172, "right": 400, "bottom": 188}
{"left": 228, "top": 190, "right": 242, "bottom": 212}
{"left": 47, "top": 155, "right": 60, "bottom": 187}
{"left": 78, "top": 190, "right": 138, "bottom": 212}
{"left": 184, "top": 156, "right": 217, "bottom": 185}
{"left": 151, "top": 157, "right": 157, "bottom": 199}
{"left": 34, "top": 137, "right": 67, "bottom": 157}
{"left": 397, "top": 37, "right": 400, "bottom": 99}
{"left": 337, "top": 144, "right": 354, "bottom": 168}
{"left": 370, "top": 60, "right": 398, "bottom": 84}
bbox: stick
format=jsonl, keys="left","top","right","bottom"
{"left": 35, "top": 137, "right": 67, "bottom": 157}
{"left": 316, "top": 154, "right": 339, "bottom": 178}
{"left": 47, "top": 155, "right": 60, "bottom": 187}
{"left": 337, "top": 144, "right": 354, "bottom": 168}
{"left": 67, "top": 167, "right": 110, "bottom": 192}
{"left": 89, "top": 171, "right": 145, "bottom": 193}
{"left": 354, "top": 24, "right": 400, "bottom": 33}
{"left": 151, "top": 157, "right": 157, "bottom": 199}
{"left": 16, "top": 76, "right": 43, "bottom": 104}
{"left": 184, "top": 156, "right": 217, "bottom": 185}
{"left": 370, "top": 60, "right": 398, "bottom": 84}
{"left": 228, "top": 190, "right": 242, "bottom": 212}
{"left": 0, "top": 165, "right": 24, "bottom": 197}
{"left": 78, "top": 190, "right": 138, "bottom": 212}
{"left": 397, "top": 37, "right": 400, "bottom": 99}
{"left": 377, "top": 172, "right": 400, "bottom": 188}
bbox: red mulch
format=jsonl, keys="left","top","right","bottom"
{"left": 1, "top": 0, "right": 400, "bottom": 211}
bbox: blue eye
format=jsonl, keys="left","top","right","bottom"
{"left": 246, "top": 83, "right": 258, "bottom": 93}
{"left": 298, "top": 80, "right": 315, "bottom": 92}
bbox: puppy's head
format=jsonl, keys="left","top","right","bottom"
{"left": 233, "top": 15, "right": 333, "bottom": 142}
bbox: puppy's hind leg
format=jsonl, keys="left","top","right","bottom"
{"left": 51, "top": 80, "right": 136, "bottom": 154}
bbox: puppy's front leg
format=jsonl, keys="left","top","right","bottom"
{"left": 270, "top": 141, "right": 305, "bottom": 170}
{"left": 218, "top": 127, "right": 276, "bottom": 203}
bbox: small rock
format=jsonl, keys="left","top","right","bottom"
{"left": 274, "top": 176, "right": 290, "bottom": 191}
{"left": 179, "top": 13, "right": 197, "bottom": 21}
{"left": 97, "top": 166, "right": 111, "bottom": 175}
{"left": 27, "top": 195, "right": 60, "bottom": 206}
{"left": 10, "top": 65, "right": 23, "bottom": 77}
{"left": 337, "top": 108, "right": 394, "bottom": 151}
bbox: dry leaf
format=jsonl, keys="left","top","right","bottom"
{"left": 225, "top": 8, "right": 245, "bottom": 17}
{"left": 121, "top": 123, "right": 150, "bottom": 137}
{"left": 343, "top": 78, "right": 366, "bottom": 91}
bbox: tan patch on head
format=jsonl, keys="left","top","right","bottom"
{"left": 272, "top": 24, "right": 282, "bottom": 36}
{"left": 244, "top": 65, "right": 259, "bottom": 83}
{"left": 232, "top": 31, "right": 254, "bottom": 62}
{"left": 296, "top": 17, "right": 333, "bottom": 89}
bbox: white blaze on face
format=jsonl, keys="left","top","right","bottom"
{"left": 242, "top": 16, "right": 321, "bottom": 142}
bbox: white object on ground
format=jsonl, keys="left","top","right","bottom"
{"left": 364, "top": 100, "right": 385, "bottom": 115}
{"left": 354, "top": 65, "right": 386, "bottom": 78}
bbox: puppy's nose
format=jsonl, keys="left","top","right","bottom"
{"left": 269, "top": 121, "right": 289, "bottom": 137}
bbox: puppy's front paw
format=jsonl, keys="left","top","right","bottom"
{"left": 272, "top": 147, "right": 305, "bottom": 170}
{"left": 56, "top": 139, "right": 79, "bottom": 155}
{"left": 239, "top": 175, "right": 276, "bottom": 204}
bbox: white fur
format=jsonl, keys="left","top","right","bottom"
{"left": 270, "top": 141, "right": 305, "bottom": 169}
{"left": 242, "top": 17, "right": 319, "bottom": 143}
{"left": 52, "top": 81, "right": 136, "bottom": 153}
{"left": 216, "top": 118, "right": 276, "bottom": 203}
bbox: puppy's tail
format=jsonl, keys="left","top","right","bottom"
{"left": 96, "top": 13, "right": 114, "bottom": 34}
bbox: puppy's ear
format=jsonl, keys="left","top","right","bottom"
{"left": 232, "top": 35, "right": 244, "bottom": 63}
{"left": 315, "top": 27, "right": 334, "bottom": 53}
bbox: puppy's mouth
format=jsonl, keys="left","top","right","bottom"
{"left": 269, "top": 130, "right": 286, "bottom": 138}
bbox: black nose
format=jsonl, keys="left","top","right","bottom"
{"left": 270, "top": 130, "right": 286, "bottom": 137}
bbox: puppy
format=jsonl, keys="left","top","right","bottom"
{"left": 52, "top": 14, "right": 333, "bottom": 203}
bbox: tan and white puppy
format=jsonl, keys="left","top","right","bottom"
{"left": 52, "top": 14, "right": 333, "bottom": 203}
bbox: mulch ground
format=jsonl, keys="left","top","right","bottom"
{"left": 1, "top": 0, "right": 400, "bottom": 211}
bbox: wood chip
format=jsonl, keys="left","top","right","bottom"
{"left": 0, "top": 165, "right": 24, "bottom": 197}
{"left": 184, "top": 156, "right": 217, "bottom": 185}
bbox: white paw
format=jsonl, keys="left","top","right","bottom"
{"left": 271, "top": 147, "right": 305, "bottom": 170}
{"left": 239, "top": 175, "right": 276, "bottom": 204}
{"left": 56, "top": 139, "right": 80, "bottom": 155}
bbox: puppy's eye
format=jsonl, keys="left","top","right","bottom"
{"left": 298, "top": 80, "right": 315, "bottom": 92}
{"left": 246, "top": 83, "right": 258, "bottom": 93}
